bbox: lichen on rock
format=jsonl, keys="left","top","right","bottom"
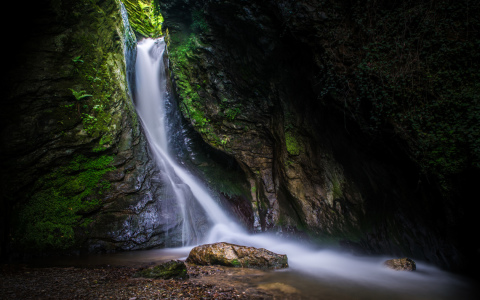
{"left": 186, "top": 242, "right": 288, "bottom": 270}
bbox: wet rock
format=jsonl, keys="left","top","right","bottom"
{"left": 134, "top": 260, "right": 188, "bottom": 279}
{"left": 160, "top": 0, "right": 480, "bottom": 272}
{"left": 186, "top": 242, "right": 288, "bottom": 270}
{"left": 383, "top": 258, "right": 416, "bottom": 271}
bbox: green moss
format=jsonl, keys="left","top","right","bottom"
{"left": 224, "top": 105, "right": 242, "bottom": 121}
{"left": 122, "top": 0, "right": 163, "bottom": 38}
{"left": 13, "top": 155, "right": 115, "bottom": 250}
{"left": 285, "top": 131, "right": 301, "bottom": 156}
{"left": 134, "top": 260, "right": 187, "bottom": 279}
{"left": 169, "top": 34, "right": 222, "bottom": 145}
{"left": 66, "top": 35, "right": 127, "bottom": 152}
{"left": 331, "top": 176, "right": 343, "bottom": 199}
{"left": 231, "top": 259, "right": 241, "bottom": 267}
{"left": 7, "top": 0, "right": 131, "bottom": 252}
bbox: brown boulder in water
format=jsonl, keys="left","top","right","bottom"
{"left": 186, "top": 242, "right": 288, "bottom": 270}
{"left": 384, "top": 257, "right": 416, "bottom": 271}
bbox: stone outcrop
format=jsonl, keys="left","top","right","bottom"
{"left": 134, "top": 260, "right": 188, "bottom": 279}
{"left": 0, "top": 0, "right": 251, "bottom": 257}
{"left": 384, "top": 258, "right": 416, "bottom": 272}
{"left": 0, "top": 0, "right": 169, "bottom": 254}
{"left": 0, "top": 0, "right": 188, "bottom": 256}
{"left": 186, "top": 242, "right": 288, "bottom": 270}
{"left": 160, "top": 0, "right": 480, "bottom": 274}
{"left": 1, "top": 0, "right": 478, "bottom": 277}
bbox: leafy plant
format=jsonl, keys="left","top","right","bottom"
{"left": 69, "top": 88, "right": 93, "bottom": 115}
{"left": 69, "top": 88, "right": 92, "bottom": 101}
{"left": 225, "top": 106, "right": 242, "bottom": 121}
{"left": 220, "top": 135, "right": 230, "bottom": 149}
{"left": 72, "top": 55, "right": 84, "bottom": 63}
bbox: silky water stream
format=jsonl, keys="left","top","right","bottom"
{"left": 38, "top": 38, "right": 478, "bottom": 299}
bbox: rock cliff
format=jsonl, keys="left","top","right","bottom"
{"left": 1, "top": 0, "right": 182, "bottom": 256}
{"left": 161, "top": 0, "right": 480, "bottom": 273}
{"left": 1, "top": 0, "right": 478, "bottom": 276}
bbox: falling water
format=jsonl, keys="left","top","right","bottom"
{"left": 132, "top": 38, "right": 476, "bottom": 299}
{"left": 134, "top": 38, "right": 241, "bottom": 246}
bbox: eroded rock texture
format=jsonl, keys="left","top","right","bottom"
{"left": 0, "top": 0, "right": 157, "bottom": 254}
{"left": 187, "top": 242, "right": 288, "bottom": 270}
{"left": 0, "top": 0, "right": 250, "bottom": 256}
{"left": 160, "top": 0, "right": 480, "bottom": 273}
{"left": 0, "top": 0, "right": 197, "bottom": 256}
{"left": 1, "top": 0, "right": 478, "bottom": 278}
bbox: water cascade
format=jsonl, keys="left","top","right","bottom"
{"left": 134, "top": 38, "right": 242, "bottom": 246}
{"left": 132, "top": 38, "right": 474, "bottom": 299}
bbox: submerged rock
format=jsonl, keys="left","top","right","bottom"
{"left": 186, "top": 242, "right": 288, "bottom": 270}
{"left": 134, "top": 260, "right": 188, "bottom": 279}
{"left": 383, "top": 258, "right": 416, "bottom": 271}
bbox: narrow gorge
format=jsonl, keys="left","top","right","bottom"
{"left": 1, "top": 0, "right": 479, "bottom": 293}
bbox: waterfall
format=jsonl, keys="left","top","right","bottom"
{"left": 134, "top": 38, "right": 242, "bottom": 246}
{"left": 130, "top": 38, "right": 472, "bottom": 297}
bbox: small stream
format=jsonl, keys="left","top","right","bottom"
{"left": 31, "top": 245, "right": 477, "bottom": 300}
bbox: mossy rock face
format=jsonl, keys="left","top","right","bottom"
{"left": 14, "top": 155, "right": 115, "bottom": 250}
{"left": 3, "top": 0, "right": 175, "bottom": 254}
{"left": 285, "top": 131, "right": 301, "bottom": 156}
{"left": 383, "top": 258, "right": 416, "bottom": 271}
{"left": 134, "top": 260, "right": 188, "bottom": 279}
{"left": 122, "top": 0, "right": 163, "bottom": 38}
{"left": 186, "top": 242, "right": 288, "bottom": 270}
{"left": 160, "top": 0, "right": 480, "bottom": 272}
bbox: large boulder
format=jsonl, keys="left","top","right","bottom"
{"left": 134, "top": 260, "right": 188, "bottom": 279}
{"left": 186, "top": 242, "right": 288, "bottom": 270}
{"left": 383, "top": 258, "right": 416, "bottom": 271}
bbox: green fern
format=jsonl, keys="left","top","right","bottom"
{"left": 72, "top": 55, "right": 84, "bottom": 63}
{"left": 69, "top": 88, "right": 92, "bottom": 101}
{"left": 69, "top": 88, "right": 93, "bottom": 116}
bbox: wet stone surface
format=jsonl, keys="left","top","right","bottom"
{"left": 186, "top": 242, "right": 289, "bottom": 270}
{"left": 384, "top": 258, "right": 417, "bottom": 271}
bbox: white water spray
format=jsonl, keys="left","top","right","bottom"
{"left": 133, "top": 38, "right": 474, "bottom": 298}
{"left": 134, "top": 38, "right": 242, "bottom": 245}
